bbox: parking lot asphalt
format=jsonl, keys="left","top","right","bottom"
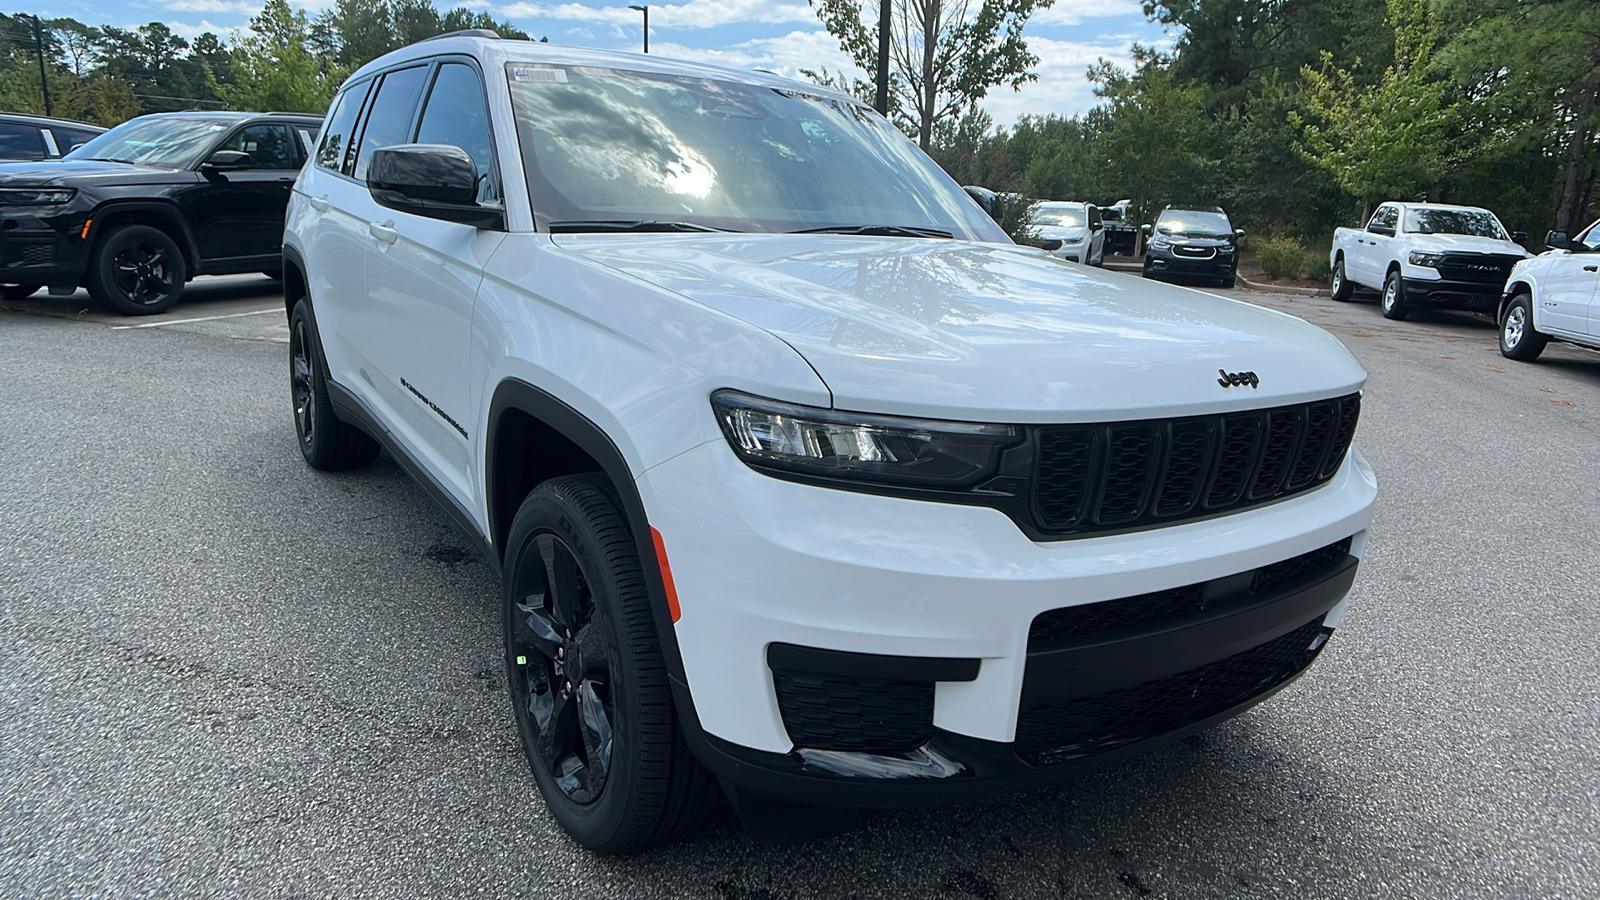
{"left": 3, "top": 273, "right": 1598, "bottom": 899}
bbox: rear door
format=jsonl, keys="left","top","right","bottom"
{"left": 365, "top": 59, "right": 506, "bottom": 502}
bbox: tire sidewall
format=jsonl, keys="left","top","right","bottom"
{"left": 1382, "top": 270, "right": 1407, "bottom": 318}
{"left": 502, "top": 482, "right": 651, "bottom": 846}
{"left": 91, "top": 225, "right": 187, "bottom": 315}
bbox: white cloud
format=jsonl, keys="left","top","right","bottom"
{"left": 1031, "top": 0, "right": 1142, "bottom": 26}
{"left": 161, "top": 18, "right": 237, "bottom": 39}
{"left": 497, "top": 0, "right": 815, "bottom": 29}
{"left": 980, "top": 35, "right": 1138, "bottom": 124}
{"left": 650, "top": 30, "right": 856, "bottom": 81}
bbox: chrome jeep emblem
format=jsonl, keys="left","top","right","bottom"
{"left": 1218, "top": 369, "right": 1259, "bottom": 389}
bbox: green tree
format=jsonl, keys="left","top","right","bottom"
{"left": 809, "top": 0, "right": 1054, "bottom": 148}
{"left": 215, "top": 0, "right": 345, "bottom": 114}
{"left": 1088, "top": 50, "right": 1220, "bottom": 223}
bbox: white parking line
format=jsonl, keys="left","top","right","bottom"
{"left": 110, "top": 308, "right": 281, "bottom": 330}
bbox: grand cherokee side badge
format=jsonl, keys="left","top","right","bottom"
{"left": 1218, "top": 369, "right": 1259, "bottom": 389}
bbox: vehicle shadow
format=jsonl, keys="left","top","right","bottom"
{"left": 0, "top": 273, "right": 282, "bottom": 321}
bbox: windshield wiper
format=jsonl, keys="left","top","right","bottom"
{"left": 789, "top": 224, "right": 954, "bottom": 239}
{"left": 548, "top": 220, "right": 732, "bottom": 233}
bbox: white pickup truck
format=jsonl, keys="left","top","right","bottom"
{"left": 1329, "top": 202, "right": 1530, "bottom": 319}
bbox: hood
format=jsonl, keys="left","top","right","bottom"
{"left": 557, "top": 234, "right": 1365, "bottom": 422}
{"left": 1406, "top": 232, "right": 1529, "bottom": 257}
{"left": 0, "top": 159, "right": 195, "bottom": 187}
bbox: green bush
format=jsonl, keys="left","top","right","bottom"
{"left": 1256, "top": 236, "right": 1309, "bottom": 279}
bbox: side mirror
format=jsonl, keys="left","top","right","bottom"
{"left": 367, "top": 143, "right": 502, "bottom": 228}
{"left": 203, "top": 149, "right": 252, "bottom": 170}
{"left": 1511, "top": 230, "right": 1528, "bottom": 245}
{"left": 1545, "top": 230, "right": 1570, "bottom": 250}
{"left": 1141, "top": 223, "right": 1152, "bottom": 236}
{"left": 1235, "top": 228, "right": 1246, "bottom": 239}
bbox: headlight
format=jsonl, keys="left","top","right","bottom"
{"left": 1408, "top": 251, "right": 1444, "bottom": 268}
{"left": 1218, "top": 246, "right": 1235, "bottom": 256}
{"left": 711, "top": 390, "right": 1017, "bottom": 488}
{"left": 0, "top": 187, "right": 76, "bottom": 205}
{"left": 1149, "top": 237, "right": 1172, "bottom": 251}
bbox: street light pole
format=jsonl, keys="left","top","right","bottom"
{"left": 628, "top": 5, "right": 649, "bottom": 53}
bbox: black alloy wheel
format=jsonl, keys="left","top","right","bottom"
{"left": 509, "top": 530, "right": 617, "bottom": 805}
{"left": 288, "top": 300, "right": 380, "bottom": 470}
{"left": 86, "top": 224, "right": 187, "bottom": 315}
{"left": 502, "top": 475, "right": 723, "bottom": 852}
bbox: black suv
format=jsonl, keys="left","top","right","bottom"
{"left": 0, "top": 112, "right": 106, "bottom": 164}
{"left": 0, "top": 111, "right": 321, "bottom": 313}
{"left": 1141, "top": 205, "right": 1245, "bottom": 288}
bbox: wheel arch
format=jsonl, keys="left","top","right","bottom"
{"left": 282, "top": 243, "right": 308, "bottom": 320}
{"left": 486, "top": 378, "right": 688, "bottom": 685}
{"left": 88, "top": 201, "right": 199, "bottom": 273}
{"left": 1499, "top": 279, "right": 1534, "bottom": 324}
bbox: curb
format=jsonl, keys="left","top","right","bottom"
{"left": 1100, "top": 260, "right": 1329, "bottom": 296}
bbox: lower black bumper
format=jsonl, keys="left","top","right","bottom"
{"left": 1145, "top": 256, "right": 1235, "bottom": 280}
{"left": 1, "top": 208, "right": 90, "bottom": 290}
{"left": 1401, "top": 278, "right": 1501, "bottom": 311}
{"left": 678, "top": 551, "right": 1358, "bottom": 808}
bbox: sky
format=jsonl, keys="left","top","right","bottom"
{"left": 35, "top": 0, "right": 1172, "bottom": 126}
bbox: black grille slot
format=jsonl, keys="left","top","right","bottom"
{"left": 1015, "top": 619, "right": 1327, "bottom": 766}
{"left": 1031, "top": 394, "right": 1360, "bottom": 538}
{"left": 1096, "top": 425, "right": 1159, "bottom": 524}
{"left": 1027, "top": 537, "right": 1354, "bottom": 651}
{"left": 1436, "top": 253, "right": 1521, "bottom": 284}
{"left": 1035, "top": 428, "right": 1095, "bottom": 529}
{"left": 772, "top": 671, "right": 933, "bottom": 753}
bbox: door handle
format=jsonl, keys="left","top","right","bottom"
{"left": 1584, "top": 265, "right": 1597, "bottom": 272}
{"left": 309, "top": 195, "right": 330, "bottom": 212}
{"left": 369, "top": 220, "right": 399, "bottom": 245}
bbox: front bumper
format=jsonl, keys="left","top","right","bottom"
{"left": 638, "top": 439, "right": 1377, "bottom": 806}
{"left": 1145, "top": 253, "right": 1235, "bottom": 280}
{"left": 1401, "top": 277, "right": 1501, "bottom": 311}
{"left": 0, "top": 204, "right": 91, "bottom": 290}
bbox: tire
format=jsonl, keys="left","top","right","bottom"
{"left": 1330, "top": 257, "right": 1354, "bottom": 301}
{"left": 1381, "top": 268, "right": 1410, "bottom": 320}
{"left": 85, "top": 224, "right": 187, "bottom": 315}
{"left": 1499, "top": 292, "right": 1548, "bottom": 361}
{"left": 2, "top": 283, "right": 41, "bottom": 302}
{"left": 503, "top": 475, "right": 723, "bottom": 853}
{"left": 289, "top": 300, "right": 380, "bottom": 470}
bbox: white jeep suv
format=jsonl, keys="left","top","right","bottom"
{"left": 283, "top": 33, "right": 1378, "bottom": 852}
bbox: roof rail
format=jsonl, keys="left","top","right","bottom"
{"left": 421, "top": 28, "right": 500, "bottom": 42}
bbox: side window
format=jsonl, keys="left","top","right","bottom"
{"left": 52, "top": 128, "right": 98, "bottom": 154}
{"left": 316, "top": 80, "right": 372, "bottom": 173}
{"left": 353, "top": 66, "right": 429, "bottom": 182}
{"left": 1368, "top": 206, "right": 1397, "bottom": 232}
{"left": 1088, "top": 206, "right": 1102, "bottom": 228}
{"left": 0, "top": 123, "right": 47, "bottom": 160}
{"left": 214, "top": 124, "right": 298, "bottom": 170}
{"left": 1578, "top": 222, "right": 1600, "bottom": 252}
{"left": 415, "top": 62, "right": 497, "bottom": 201}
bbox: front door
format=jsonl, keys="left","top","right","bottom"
{"left": 364, "top": 61, "right": 504, "bottom": 503}
{"left": 191, "top": 124, "right": 301, "bottom": 263}
{"left": 1541, "top": 222, "right": 1600, "bottom": 336}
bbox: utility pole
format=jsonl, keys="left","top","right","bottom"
{"left": 874, "top": 0, "right": 890, "bottom": 116}
{"left": 29, "top": 15, "right": 51, "bottom": 116}
{"left": 628, "top": 5, "right": 649, "bottom": 53}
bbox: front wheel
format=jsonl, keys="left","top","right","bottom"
{"left": 86, "top": 224, "right": 187, "bottom": 315}
{"left": 1330, "top": 258, "right": 1353, "bottom": 301}
{"left": 289, "top": 300, "right": 380, "bottom": 470}
{"left": 1499, "top": 292, "right": 1549, "bottom": 361}
{"left": 1381, "top": 269, "right": 1410, "bottom": 320}
{"left": 503, "top": 475, "right": 722, "bottom": 852}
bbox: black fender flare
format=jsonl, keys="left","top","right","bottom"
{"left": 87, "top": 200, "right": 200, "bottom": 270}
{"left": 486, "top": 378, "right": 691, "bottom": 687}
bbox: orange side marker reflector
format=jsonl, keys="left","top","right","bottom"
{"left": 651, "top": 526, "right": 682, "bottom": 623}
{"left": 80, "top": 218, "right": 92, "bottom": 240}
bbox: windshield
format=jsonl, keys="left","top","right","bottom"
{"left": 1156, "top": 211, "right": 1232, "bottom": 238}
{"left": 1405, "top": 208, "right": 1508, "bottom": 240}
{"left": 64, "top": 116, "right": 230, "bottom": 169}
{"left": 504, "top": 64, "right": 1006, "bottom": 241}
{"left": 1034, "top": 205, "right": 1086, "bottom": 229}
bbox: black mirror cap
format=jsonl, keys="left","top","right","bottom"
{"left": 367, "top": 143, "right": 503, "bottom": 229}
{"left": 1545, "top": 230, "right": 1570, "bottom": 250}
{"left": 203, "top": 149, "right": 252, "bottom": 169}
{"left": 1511, "top": 230, "right": 1528, "bottom": 244}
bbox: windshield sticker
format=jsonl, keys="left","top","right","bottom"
{"left": 511, "top": 66, "right": 568, "bottom": 83}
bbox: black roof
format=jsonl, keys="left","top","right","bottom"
{"left": 0, "top": 111, "right": 107, "bottom": 132}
